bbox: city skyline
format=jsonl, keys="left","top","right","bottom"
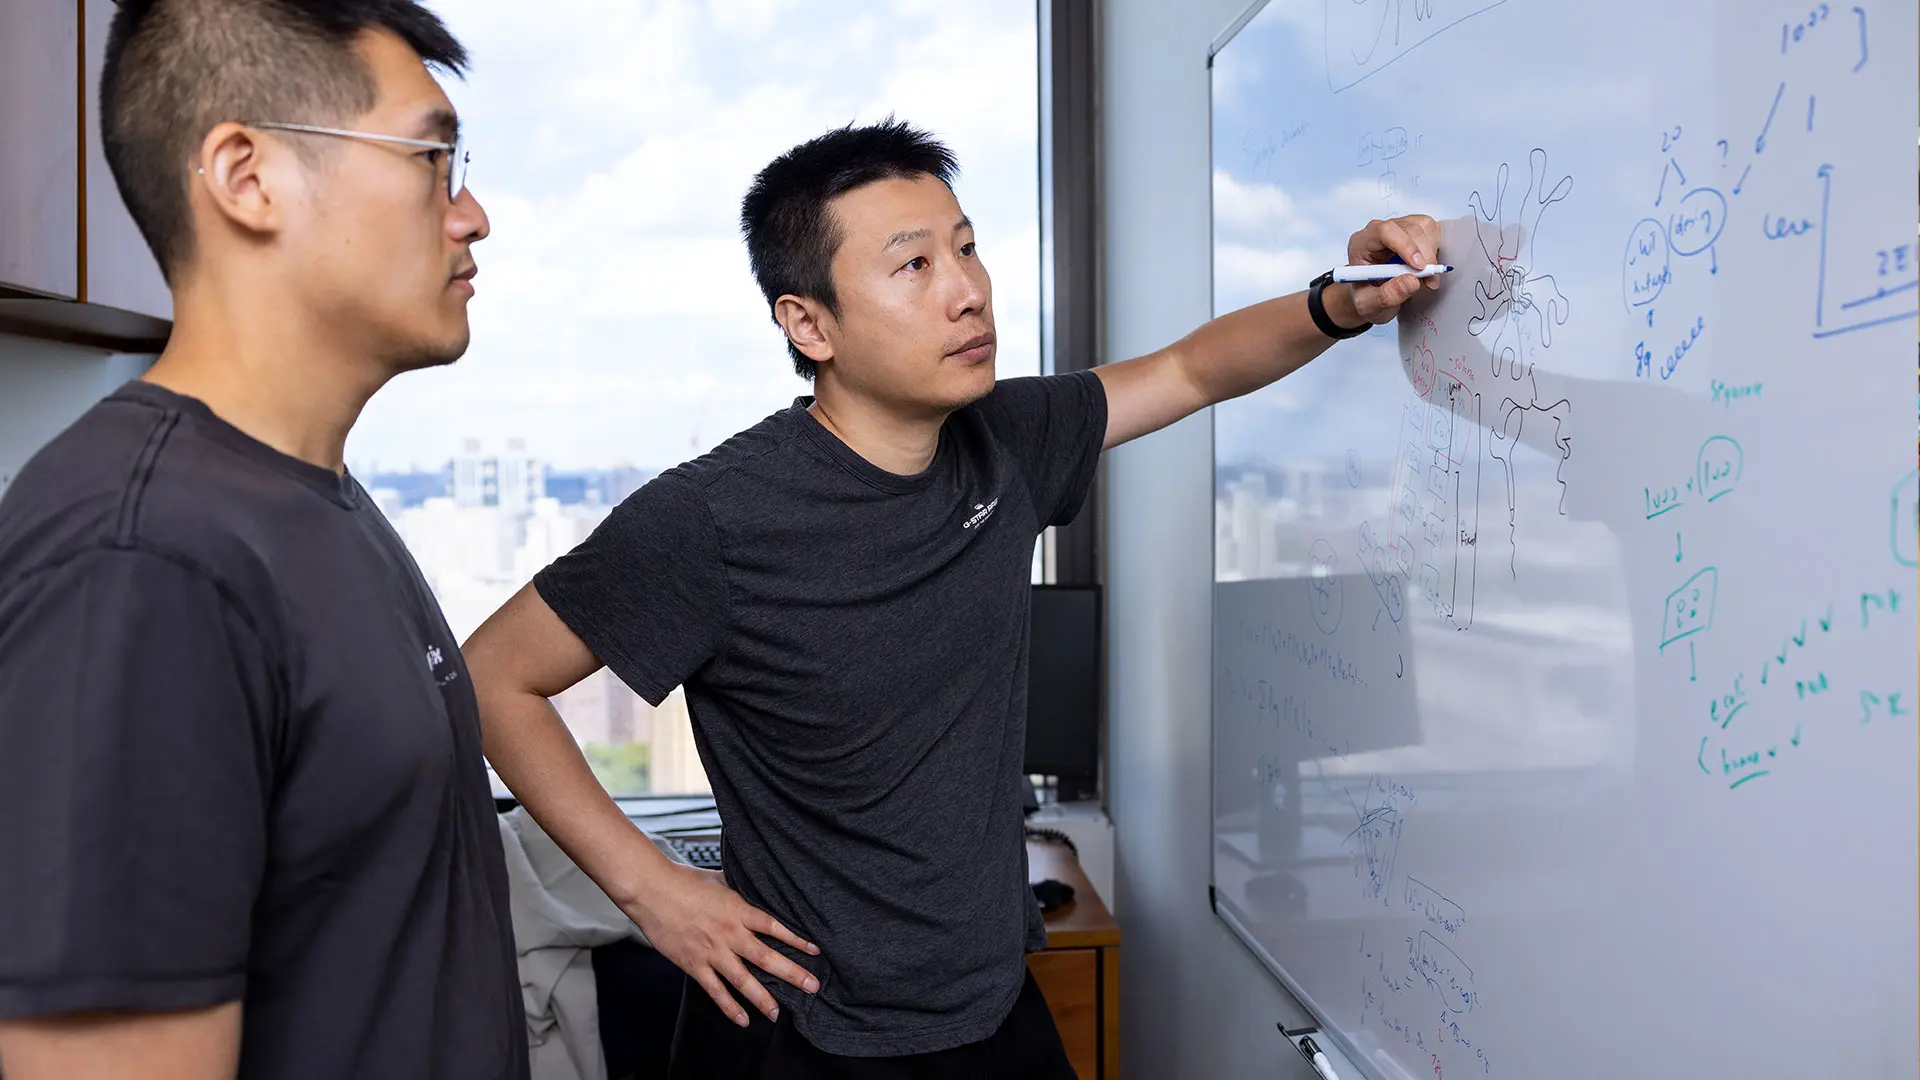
{"left": 357, "top": 442, "right": 657, "bottom": 511}
{"left": 380, "top": 437, "right": 710, "bottom": 797}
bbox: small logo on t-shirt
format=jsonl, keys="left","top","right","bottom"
{"left": 963, "top": 497, "right": 1000, "bottom": 530}
{"left": 426, "top": 645, "right": 459, "bottom": 686}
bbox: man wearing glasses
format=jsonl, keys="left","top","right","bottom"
{"left": 0, "top": 2, "right": 520, "bottom": 1078}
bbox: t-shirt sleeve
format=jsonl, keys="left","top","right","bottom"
{"left": 0, "top": 548, "right": 275, "bottom": 1019}
{"left": 975, "top": 370, "right": 1109, "bottom": 528}
{"left": 532, "top": 473, "right": 730, "bottom": 705}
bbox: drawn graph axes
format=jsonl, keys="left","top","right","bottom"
{"left": 1812, "top": 163, "right": 1918, "bottom": 338}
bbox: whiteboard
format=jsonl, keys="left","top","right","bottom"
{"left": 1207, "top": 3, "right": 1917, "bottom": 1079}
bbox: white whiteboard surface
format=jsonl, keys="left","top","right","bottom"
{"left": 1207, "top": 3, "right": 1917, "bottom": 1079}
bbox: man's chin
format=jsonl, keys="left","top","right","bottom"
{"left": 393, "top": 330, "right": 471, "bottom": 373}
{"left": 935, "top": 362, "right": 997, "bottom": 411}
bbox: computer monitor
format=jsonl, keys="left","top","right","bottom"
{"left": 1025, "top": 584, "right": 1101, "bottom": 800}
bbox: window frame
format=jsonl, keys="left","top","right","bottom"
{"left": 1037, "top": 0, "right": 1102, "bottom": 589}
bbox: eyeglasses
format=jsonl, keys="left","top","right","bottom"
{"left": 241, "top": 121, "right": 470, "bottom": 202}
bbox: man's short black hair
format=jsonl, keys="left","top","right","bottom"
{"left": 740, "top": 119, "right": 959, "bottom": 380}
{"left": 100, "top": 0, "right": 467, "bottom": 284}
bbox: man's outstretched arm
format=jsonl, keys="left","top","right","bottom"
{"left": 1095, "top": 214, "right": 1442, "bottom": 450}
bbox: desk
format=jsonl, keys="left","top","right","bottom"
{"left": 1027, "top": 839, "right": 1120, "bottom": 1080}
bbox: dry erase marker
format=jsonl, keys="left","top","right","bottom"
{"left": 1299, "top": 1036, "right": 1343, "bottom": 1080}
{"left": 1331, "top": 263, "right": 1452, "bottom": 283}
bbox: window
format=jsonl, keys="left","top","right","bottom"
{"left": 351, "top": 1, "right": 1043, "bottom": 796}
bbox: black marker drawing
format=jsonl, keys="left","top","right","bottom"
{"left": 1466, "top": 149, "right": 1573, "bottom": 381}
{"left": 1488, "top": 371, "right": 1574, "bottom": 579}
{"left": 1458, "top": 151, "right": 1577, "bottom": 577}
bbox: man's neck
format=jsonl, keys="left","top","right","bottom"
{"left": 807, "top": 383, "right": 947, "bottom": 476}
{"left": 142, "top": 284, "right": 387, "bottom": 474}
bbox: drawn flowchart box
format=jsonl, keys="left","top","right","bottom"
{"left": 1661, "top": 566, "right": 1718, "bottom": 650}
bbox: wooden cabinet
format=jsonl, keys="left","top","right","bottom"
{"left": 82, "top": 0, "right": 169, "bottom": 320}
{"left": 0, "top": 1, "right": 170, "bottom": 348}
{"left": 0, "top": 3, "right": 81, "bottom": 299}
{"left": 1028, "top": 840, "right": 1122, "bottom": 1079}
{"left": 1029, "top": 948, "right": 1105, "bottom": 1079}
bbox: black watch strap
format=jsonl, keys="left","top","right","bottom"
{"left": 1308, "top": 271, "right": 1370, "bottom": 341}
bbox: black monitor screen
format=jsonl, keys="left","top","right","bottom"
{"left": 1025, "top": 584, "right": 1100, "bottom": 783}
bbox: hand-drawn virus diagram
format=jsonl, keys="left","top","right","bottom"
{"left": 1466, "top": 147, "right": 1573, "bottom": 381}
{"left": 1467, "top": 149, "right": 1575, "bottom": 578}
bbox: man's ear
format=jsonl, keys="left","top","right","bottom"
{"left": 774, "top": 295, "right": 836, "bottom": 366}
{"left": 191, "top": 122, "right": 286, "bottom": 245}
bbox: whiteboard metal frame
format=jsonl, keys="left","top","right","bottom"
{"left": 1216, "top": 899, "right": 1390, "bottom": 1080}
{"left": 1211, "top": 0, "right": 1276, "bottom": 60}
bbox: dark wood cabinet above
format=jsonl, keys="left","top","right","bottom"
{"left": 0, "top": 3, "right": 81, "bottom": 302}
{"left": 0, "top": 0, "right": 170, "bottom": 352}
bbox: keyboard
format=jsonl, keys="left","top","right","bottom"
{"left": 670, "top": 838, "right": 723, "bottom": 870}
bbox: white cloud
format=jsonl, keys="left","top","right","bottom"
{"left": 1214, "top": 243, "right": 1322, "bottom": 299}
{"left": 708, "top": 0, "right": 804, "bottom": 37}
{"left": 1213, "top": 170, "right": 1310, "bottom": 243}
{"left": 352, "top": 0, "right": 1042, "bottom": 472}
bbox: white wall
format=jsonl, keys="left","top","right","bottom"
{"left": 1099, "top": 1, "right": 1324, "bottom": 1077}
{"left": 0, "top": 334, "right": 153, "bottom": 487}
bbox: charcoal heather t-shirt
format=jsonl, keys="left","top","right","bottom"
{"left": 0, "top": 381, "right": 528, "bottom": 1080}
{"left": 535, "top": 372, "right": 1107, "bottom": 1057}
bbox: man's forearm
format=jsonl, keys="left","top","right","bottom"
{"left": 478, "top": 687, "right": 674, "bottom": 908}
{"left": 1171, "top": 284, "right": 1365, "bottom": 407}
{"left": 1097, "top": 217, "right": 1435, "bottom": 451}
{"left": 1096, "top": 284, "right": 1370, "bottom": 450}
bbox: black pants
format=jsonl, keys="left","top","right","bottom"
{"left": 668, "top": 970, "right": 1078, "bottom": 1080}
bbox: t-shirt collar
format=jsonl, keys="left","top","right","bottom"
{"left": 790, "top": 397, "right": 949, "bottom": 495}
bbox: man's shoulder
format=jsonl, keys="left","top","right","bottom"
{"left": 0, "top": 389, "right": 177, "bottom": 569}
{"left": 947, "top": 371, "right": 1104, "bottom": 450}
{"left": 0, "top": 389, "right": 300, "bottom": 604}
{"left": 662, "top": 404, "right": 811, "bottom": 499}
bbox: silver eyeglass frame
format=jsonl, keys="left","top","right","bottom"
{"left": 240, "top": 121, "right": 469, "bottom": 200}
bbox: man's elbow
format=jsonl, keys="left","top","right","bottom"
{"left": 1162, "top": 342, "right": 1224, "bottom": 414}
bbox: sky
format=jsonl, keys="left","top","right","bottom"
{"left": 349, "top": 0, "right": 1041, "bottom": 473}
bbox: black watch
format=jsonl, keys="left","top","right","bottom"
{"left": 1307, "top": 271, "right": 1371, "bottom": 341}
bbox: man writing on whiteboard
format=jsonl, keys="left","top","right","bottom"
{"left": 463, "top": 120, "right": 1439, "bottom": 1076}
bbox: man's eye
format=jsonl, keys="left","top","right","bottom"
{"left": 904, "top": 256, "right": 930, "bottom": 272}
{"left": 960, "top": 242, "right": 977, "bottom": 257}
{"left": 422, "top": 149, "right": 445, "bottom": 167}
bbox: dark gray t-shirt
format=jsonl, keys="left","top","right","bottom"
{"left": 535, "top": 372, "right": 1106, "bottom": 1056}
{"left": 0, "top": 381, "right": 528, "bottom": 1080}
